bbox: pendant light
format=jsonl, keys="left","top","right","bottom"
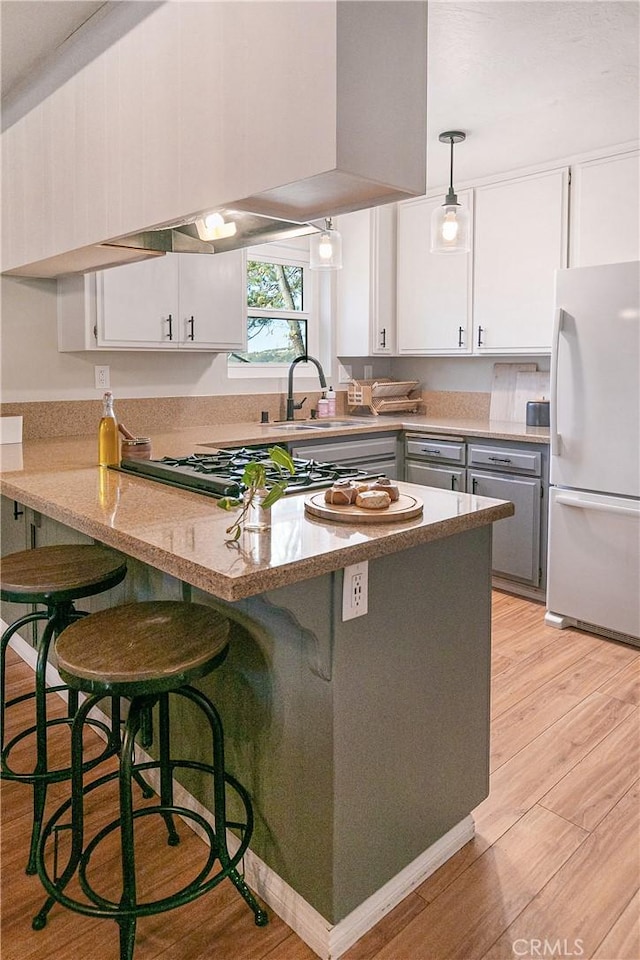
{"left": 430, "top": 131, "right": 470, "bottom": 254}
{"left": 309, "top": 218, "right": 343, "bottom": 270}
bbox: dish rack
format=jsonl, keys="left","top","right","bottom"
{"left": 347, "top": 378, "right": 422, "bottom": 416}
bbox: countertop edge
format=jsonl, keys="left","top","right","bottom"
{"left": 0, "top": 474, "right": 514, "bottom": 602}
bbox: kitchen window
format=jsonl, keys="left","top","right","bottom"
{"left": 227, "top": 242, "right": 319, "bottom": 379}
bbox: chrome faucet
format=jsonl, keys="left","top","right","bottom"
{"left": 286, "top": 354, "right": 327, "bottom": 420}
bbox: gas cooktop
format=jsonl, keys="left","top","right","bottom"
{"left": 118, "top": 447, "right": 375, "bottom": 499}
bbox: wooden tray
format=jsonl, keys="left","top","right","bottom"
{"left": 304, "top": 491, "right": 423, "bottom": 524}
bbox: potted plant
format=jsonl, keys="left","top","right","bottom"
{"left": 217, "top": 445, "right": 295, "bottom": 541}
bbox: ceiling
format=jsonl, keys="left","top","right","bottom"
{"left": 1, "top": 0, "right": 638, "bottom": 190}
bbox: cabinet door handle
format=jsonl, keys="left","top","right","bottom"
{"left": 488, "top": 456, "right": 512, "bottom": 464}
{"left": 165, "top": 314, "right": 173, "bottom": 340}
{"left": 380, "top": 328, "right": 386, "bottom": 348}
{"left": 450, "top": 476, "right": 457, "bottom": 491}
{"left": 13, "top": 501, "right": 24, "bottom": 519}
{"left": 550, "top": 308, "right": 566, "bottom": 457}
{"left": 188, "top": 316, "right": 195, "bottom": 341}
{"left": 477, "top": 325, "right": 484, "bottom": 347}
{"left": 421, "top": 447, "right": 441, "bottom": 456}
{"left": 458, "top": 326, "right": 464, "bottom": 348}
{"left": 472, "top": 477, "right": 479, "bottom": 494}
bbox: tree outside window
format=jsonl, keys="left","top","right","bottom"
{"left": 230, "top": 260, "right": 308, "bottom": 364}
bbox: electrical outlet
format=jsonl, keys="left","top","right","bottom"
{"left": 94, "top": 365, "right": 110, "bottom": 390}
{"left": 342, "top": 561, "right": 368, "bottom": 620}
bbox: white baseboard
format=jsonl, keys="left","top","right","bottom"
{"left": 5, "top": 625, "right": 475, "bottom": 959}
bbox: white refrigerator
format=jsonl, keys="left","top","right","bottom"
{"left": 546, "top": 260, "right": 640, "bottom": 645}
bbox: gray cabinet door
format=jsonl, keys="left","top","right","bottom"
{"left": 406, "top": 461, "right": 466, "bottom": 492}
{"left": 468, "top": 471, "right": 541, "bottom": 585}
{"left": 1, "top": 496, "right": 30, "bottom": 631}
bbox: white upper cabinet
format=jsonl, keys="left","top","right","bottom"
{"left": 396, "top": 191, "right": 473, "bottom": 354}
{"left": 396, "top": 170, "right": 568, "bottom": 356}
{"left": 335, "top": 205, "right": 396, "bottom": 356}
{"left": 97, "top": 257, "right": 179, "bottom": 348}
{"left": 174, "top": 253, "right": 246, "bottom": 350}
{"left": 569, "top": 151, "right": 640, "bottom": 267}
{"left": 472, "top": 168, "right": 568, "bottom": 354}
{"left": 58, "top": 252, "right": 246, "bottom": 352}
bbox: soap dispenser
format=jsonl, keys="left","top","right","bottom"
{"left": 326, "top": 385, "right": 336, "bottom": 417}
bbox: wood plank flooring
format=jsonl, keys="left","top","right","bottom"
{"left": 2, "top": 591, "right": 639, "bottom": 960}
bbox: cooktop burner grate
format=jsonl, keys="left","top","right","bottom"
{"left": 118, "top": 446, "right": 375, "bottom": 499}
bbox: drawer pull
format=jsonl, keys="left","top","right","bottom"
{"left": 422, "top": 448, "right": 441, "bottom": 455}
{"left": 556, "top": 495, "right": 639, "bottom": 518}
{"left": 488, "top": 456, "right": 512, "bottom": 464}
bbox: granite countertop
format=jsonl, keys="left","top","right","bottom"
{"left": 0, "top": 428, "right": 513, "bottom": 601}
{"left": 163, "top": 415, "right": 550, "bottom": 447}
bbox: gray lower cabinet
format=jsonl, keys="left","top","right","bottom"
{"left": 468, "top": 470, "right": 542, "bottom": 586}
{"left": 404, "top": 436, "right": 548, "bottom": 597}
{"left": 1, "top": 496, "right": 30, "bottom": 632}
{"left": 0, "top": 501, "right": 132, "bottom": 646}
{"left": 290, "top": 433, "right": 400, "bottom": 480}
{"left": 404, "top": 436, "right": 466, "bottom": 492}
{"left": 405, "top": 460, "right": 466, "bottom": 492}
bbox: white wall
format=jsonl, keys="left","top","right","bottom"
{"left": 390, "top": 355, "right": 550, "bottom": 393}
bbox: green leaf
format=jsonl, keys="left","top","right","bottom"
{"left": 217, "top": 497, "right": 241, "bottom": 511}
{"left": 268, "top": 445, "right": 295, "bottom": 475}
{"left": 243, "top": 461, "right": 267, "bottom": 487}
{"left": 260, "top": 480, "right": 287, "bottom": 509}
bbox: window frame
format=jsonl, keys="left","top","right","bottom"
{"left": 227, "top": 243, "right": 319, "bottom": 380}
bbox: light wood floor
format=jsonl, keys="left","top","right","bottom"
{"left": 2, "top": 592, "right": 639, "bottom": 960}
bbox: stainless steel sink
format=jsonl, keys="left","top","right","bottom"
{"left": 271, "top": 420, "right": 363, "bottom": 431}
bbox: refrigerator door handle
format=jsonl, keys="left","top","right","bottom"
{"left": 556, "top": 494, "right": 640, "bottom": 518}
{"left": 550, "top": 307, "right": 566, "bottom": 457}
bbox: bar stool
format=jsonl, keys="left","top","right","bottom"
{"left": 1, "top": 543, "right": 128, "bottom": 874}
{"left": 32, "top": 600, "right": 268, "bottom": 960}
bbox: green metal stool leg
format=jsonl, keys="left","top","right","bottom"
{"left": 181, "top": 686, "right": 268, "bottom": 927}
{"left": 32, "top": 693, "right": 98, "bottom": 930}
{"left": 118, "top": 697, "right": 141, "bottom": 960}
{"left": 26, "top": 614, "right": 59, "bottom": 875}
{"left": 157, "top": 693, "right": 180, "bottom": 846}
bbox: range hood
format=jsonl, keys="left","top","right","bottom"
{"left": 105, "top": 210, "right": 318, "bottom": 258}
{"left": 2, "top": 1, "right": 428, "bottom": 278}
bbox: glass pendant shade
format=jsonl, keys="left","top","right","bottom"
{"left": 309, "top": 221, "right": 343, "bottom": 270}
{"left": 430, "top": 130, "right": 470, "bottom": 254}
{"left": 430, "top": 199, "right": 470, "bottom": 254}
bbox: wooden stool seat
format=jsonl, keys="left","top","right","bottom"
{"left": 1, "top": 544, "right": 127, "bottom": 603}
{"left": 1, "top": 543, "right": 127, "bottom": 875}
{"left": 56, "top": 601, "right": 230, "bottom": 694}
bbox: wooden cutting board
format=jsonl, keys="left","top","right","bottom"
{"left": 513, "top": 371, "right": 550, "bottom": 423}
{"left": 305, "top": 492, "right": 423, "bottom": 524}
{"left": 489, "top": 362, "right": 537, "bottom": 421}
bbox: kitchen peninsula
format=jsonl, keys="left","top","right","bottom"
{"left": 0, "top": 425, "right": 513, "bottom": 959}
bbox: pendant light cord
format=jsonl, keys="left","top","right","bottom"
{"left": 449, "top": 136, "right": 455, "bottom": 194}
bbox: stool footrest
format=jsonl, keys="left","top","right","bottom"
{"left": 35, "top": 758, "right": 264, "bottom": 922}
{"left": 2, "top": 715, "right": 117, "bottom": 782}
